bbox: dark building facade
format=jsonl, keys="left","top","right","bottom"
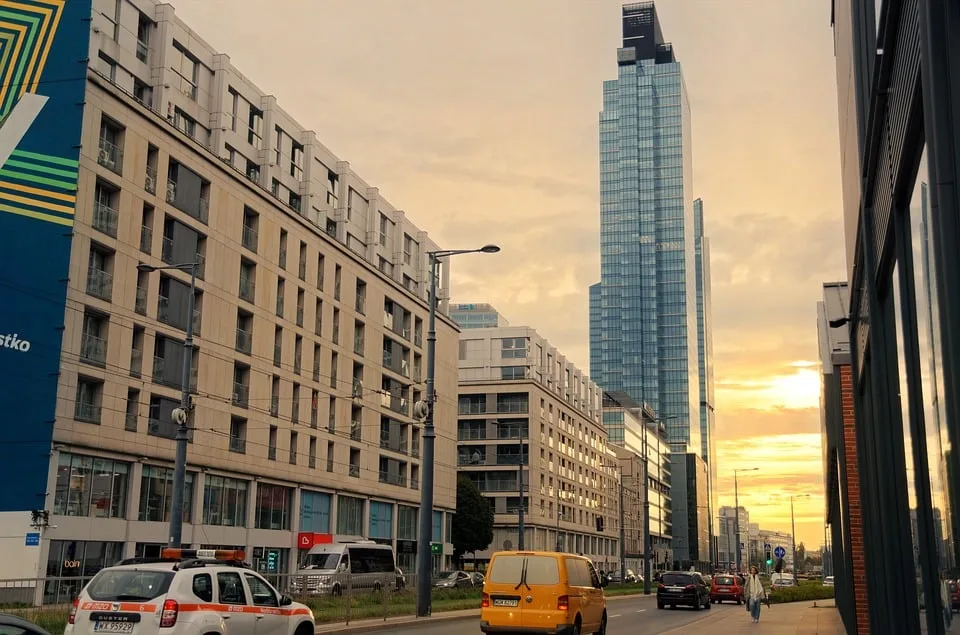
{"left": 830, "top": 0, "right": 960, "bottom": 633}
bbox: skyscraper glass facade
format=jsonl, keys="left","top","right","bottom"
{"left": 693, "top": 198, "right": 717, "bottom": 546}
{"left": 589, "top": 2, "right": 701, "bottom": 455}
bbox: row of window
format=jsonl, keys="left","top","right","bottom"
{"left": 52, "top": 452, "right": 444, "bottom": 537}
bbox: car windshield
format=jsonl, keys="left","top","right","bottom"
{"left": 661, "top": 573, "right": 696, "bottom": 586}
{"left": 302, "top": 553, "right": 341, "bottom": 569}
{"left": 437, "top": 571, "right": 458, "bottom": 579}
{"left": 86, "top": 570, "right": 174, "bottom": 601}
{"left": 716, "top": 576, "right": 735, "bottom": 585}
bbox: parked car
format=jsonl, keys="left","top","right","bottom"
{"left": 433, "top": 570, "right": 474, "bottom": 589}
{"left": 657, "top": 571, "right": 712, "bottom": 610}
{"left": 480, "top": 550, "right": 608, "bottom": 635}
{"left": 0, "top": 613, "right": 53, "bottom": 635}
{"left": 293, "top": 541, "right": 396, "bottom": 596}
{"left": 470, "top": 572, "right": 486, "bottom": 586}
{"left": 823, "top": 575, "right": 835, "bottom": 587}
{"left": 710, "top": 574, "right": 744, "bottom": 604}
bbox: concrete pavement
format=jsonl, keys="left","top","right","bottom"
{"left": 658, "top": 601, "right": 846, "bottom": 635}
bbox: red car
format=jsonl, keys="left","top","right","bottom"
{"left": 710, "top": 574, "right": 744, "bottom": 604}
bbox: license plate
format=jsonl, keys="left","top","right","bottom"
{"left": 493, "top": 598, "right": 519, "bottom": 607}
{"left": 94, "top": 622, "right": 135, "bottom": 633}
{"left": 668, "top": 587, "right": 684, "bottom": 592}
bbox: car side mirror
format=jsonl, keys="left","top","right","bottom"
{"left": 280, "top": 594, "right": 293, "bottom": 606}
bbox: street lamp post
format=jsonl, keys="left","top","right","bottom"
{"left": 415, "top": 244, "right": 499, "bottom": 619}
{"left": 733, "top": 467, "right": 759, "bottom": 574}
{"left": 136, "top": 261, "right": 198, "bottom": 548}
{"left": 790, "top": 494, "right": 811, "bottom": 583}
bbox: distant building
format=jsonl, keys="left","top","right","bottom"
{"left": 457, "top": 324, "right": 618, "bottom": 568}
{"left": 718, "top": 506, "right": 749, "bottom": 571}
{"left": 757, "top": 530, "right": 794, "bottom": 572}
{"left": 672, "top": 453, "right": 710, "bottom": 571}
{"left": 450, "top": 303, "right": 509, "bottom": 329}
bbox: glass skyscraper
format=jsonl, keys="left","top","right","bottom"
{"left": 589, "top": 2, "right": 701, "bottom": 455}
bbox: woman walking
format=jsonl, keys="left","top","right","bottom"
{"left": 744, "top": 566, "right": 768, "bottom": 624}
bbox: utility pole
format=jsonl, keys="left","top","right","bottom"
{"left": 518, "top": 434, "right": 525, "bottom": 550}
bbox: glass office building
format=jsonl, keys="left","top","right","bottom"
{"left": 589, "top": 2, "right": 701, "bottom": 456}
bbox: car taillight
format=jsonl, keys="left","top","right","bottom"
{"left": 481, "top": 593, "right": 490, "bottom": 608}
{"left": 684, "top": 584, "right": 695, "bottom": 590}
{"left": 658, "top": 583, "right": 665, "bottom": 589}
{"left": 68, "top": 598, "right": 78, "bottom": 625}
{"left": 557, "top": 595, "right": 569, "bottom": 611}
{"left": 160, "top": 599, "right": 179, "bottom": 628}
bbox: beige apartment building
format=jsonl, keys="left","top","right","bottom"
{"left": 24, "top": 0, "right": 462, "bottom": 586}
{"left": 456, "top": 321, "right": 620, "bottom": 569}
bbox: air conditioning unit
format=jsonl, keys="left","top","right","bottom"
{"left": 166, "top": 181, "right": 177, "bottom": 202}
{"left": 352, "top": 380, "right": 363, "bottom": 399}
{"left": 144, "top": 174, "right": 155, "bottom": 191}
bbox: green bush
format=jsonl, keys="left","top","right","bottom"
{"left": 768, "top": 582, "right": 835, "bottom": 605}
{"left": 300, "top": 587, "right": 482, "bottom": 624}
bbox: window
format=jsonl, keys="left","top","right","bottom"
{"left": 133, "top": 79, "right": 152, "bottom": 106}
{"left": 140, "top": 203, "right": 154, "bottom": 254}
{"left": 291, "top": 142, "right": 304, "bottom": 181}
{"left": 268, "top": 425, "right": 278, "bottom": 460}
{"left": 308, "top": 436, "right": 317, "bottom": 468}
{"left": 379, "top": 213, "right": 393, "bottom": 247}
{"left": 355, "top": 280, "right": 366, "bottom": 314}
{"left": 192, "top": 574, "right": 213, "bottom": 602}
{"left": 96, "top": 51, "right": 116, "bottom": 81}
{"left": 398, "top": 506, "right": 417, "bottom": 540}
{"left": 255, "top": 484, "right": 291, "bottom": 530}
{"left": 501, "top": 337, "right": 528, "bottom": 359}
{"left": 97, "top": 119, "right": 123, "bottom": 176}
{"left": 296, "top": 290, "right": 305, "bottom": 328}
{"left": 229, "top": 417, "right": 246, "bottom": 454}
{"left": 202, "top": 476, "right": 248, "bottom": 527}
{"left": 274, "top": 326, "right": 283, "bottom": 366}
{"left": 349, "top": 448, "right": 360, "bottom": 478}
{"left": 276, "top": 277, "right": 285, "bottom": 318}
{"left": 216, "top": 572, "right": 246, "bottom": 605}
{"left": 75, "top": 376, "right": 103, "bottom": 423}
{"left": 300, "top": 491, "right": 331, "bottom": 533}
{"left": 232, "top": 363, "right": 250, "bottom": 408}
{"left": 403, "top": 234, "right": 416, "bottom": 265}
{"left": 337, "top": 495, "right": 363, "bottom": 535}
{"left": 239, "top": 258, "right": 256, "bottom": 302}
{"left": 242, "top": 207, "right": 258, "bottom": 252}
{"left": 316, "top": 254, "right": 325, "bottom": 290}
{"left": 87, "top": 244, "right": 113, "bottom": 301}
{"left": 124, "top": 388, "right": 139, "bottom": 431}
{"left": 244, "top": 573, "right": 278, "bottom": 607}
{"left": 54, "top": 453, "right": 129, "bottom": 518}
{"left": 248, "top": 106, "right": 263, "bottom": 149}
{"left": 173, "top": 107, "right": 197, "bottom": 138}
{"left": 236, "top": 310, "right": 253, "bottom": 355}
{"left": 171, "top": 41, "right": 198, "bottom": 100}
{"left": 80, "top": 310, "right": 108, "bottom": 367}
{"left": 138, "top": 465, "right": 194, "bottom": 523}
{"left": 298, "top": 241, "right": 307, "bottom": 280}
{"left": 501, "top": 366, "right": 526, "bottom": 380}
{"left": 228, "top": 88, "right": 239, "bottom": 132}
{"left": 369, "top": 501, "right": 393, "bottom": 539}
{"left": 279, "top": 229, "right": 288, "bottom": 268}
{"left": 354, "top": 320, "right": 365, "bottom": 355}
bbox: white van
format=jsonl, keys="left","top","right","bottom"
{"left": 292, "top": 541, "right": 396, "bottom": 596}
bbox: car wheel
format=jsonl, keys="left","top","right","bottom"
{"left": 571, "top": 616, "right": 582, "bottom": 635}
{"left": 593, "top": 611, "right": 607, "bottom": 635}
{"left": 706, "top": 597, "right": 712, "bottom": 610}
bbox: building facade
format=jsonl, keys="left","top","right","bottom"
{"left": 602, "top": 393, "right": 673, "bottom": 571}
{"left": 717, "top": 506, "right": 749, "bottom": 571}
{"left": 829, "top": 0, "right": 960, "bottom": 633}
{"left": 450, "top": 303, "right": 510, "bottom": 330}
{"left": 588, "top": 1, "right": 701, "bottom": 457}
{"left": 757, "top": 530, "right": 794, "bottom": 572}
{"left": 818, "top": 282, "right": 869, "bottom": 633}
{"left": 693, "top": 198, "right": 718, "bottom": 564}
{"left": 457, "top": 325, "right": 619, "bottom": 568}
{"left": 0, "top": 0, "right": 461, "bottom": 588}
{"left": 670, "top": 452, "right": 710, "bottom": 571}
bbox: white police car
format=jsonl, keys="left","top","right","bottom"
{"left": 65, "top": 549, "right": 315, "bottom": 635}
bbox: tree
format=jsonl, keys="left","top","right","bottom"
{"left": 452, "top": 475, "right": 494, "bottom": 566}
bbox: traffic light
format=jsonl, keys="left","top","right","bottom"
{"left": 764, "top": 547, "right": 772, "bottom": 565}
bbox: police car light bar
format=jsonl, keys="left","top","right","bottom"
{"left": 160, "top": 548, "right": 246, "bottom": 561}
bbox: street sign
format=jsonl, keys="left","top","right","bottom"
{"left": 24, "top": 532, "right": 39, "bottom": 546}
{"left": 774, "top": 546, "right": 786, "bottom": 559}
{"left": 764, "top": 543, "right": 771, "bottom": 550}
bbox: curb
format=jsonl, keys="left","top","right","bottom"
{"left": 313, "top": 592, "right": 654, "bottom": 633}
{"left": 315, "top": 611, "right": 477, "bottom": 634}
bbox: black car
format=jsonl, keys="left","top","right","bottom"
{"left": 657, "top": 571, "right": 712, "bottom": 610}
{"left": 0, "top": 613, "right": 53, "bottom": 635}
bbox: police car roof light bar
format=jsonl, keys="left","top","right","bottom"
{"left": 161, "top": 548, "right": 247, "bottom": 562}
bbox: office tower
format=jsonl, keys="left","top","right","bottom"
{"left": 589, "top": 2, "right": 701, "bottom": 455}
{"left": 0, "top": 0, "right": 458, "bottom": 583}
{"left": 450, "top": 303, "right": 510, "bottom": 329}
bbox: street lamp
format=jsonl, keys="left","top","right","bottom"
{"left": 790, "top": 494, "right": 811, "bottom": 583}
{"left": 415, "top": 243, "right": 499, "bottom": 618}
{"left": 733, "top": 467, "right": 759, "bottom": 574}
{"left": 136, "top": 261, "right": 199, "bottom": 548}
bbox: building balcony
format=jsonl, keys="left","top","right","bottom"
{"left": 80, "top": 333, "right": 106, "bottom": 366}
{"left": 130, "top": 349, "right": 143, "bottom": 378}
{"left": 135, "top": 287, "right": 147, "bottom": 315}
{"left": 86, "top": 268, "right": 113, "bottom": 301}
{"left": 239, "top": 278, "right": 256, "bottom": 303}
{"left": 232, "top": 383, "right": 249, "bottom": 408}
{"left": 145, "top": 165, "right": 157, "bottom": 194}
{"left": 379, "top": 471, "right": 407, "bottom": 487}
{"left": 75, "top": 401, "right": 101, "bottom": 424}
{"left": 92, "top": 201, "right": 118, "bottom": 237}
{"left": 229, "top": 436, "right": 246, "bottom": 454}
{"left": 236, "top": 328, "right": 252, "bottom": 355}
{"left": 97, "top": 138, "right": 123, "bottom": 174}
{"left": 242, "top": 224, "right": 257, "bottom": 252}
{"left": 140, "top": 225, "right": 153, "bottom": 253}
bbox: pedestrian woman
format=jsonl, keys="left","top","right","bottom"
{"left": 744, "top": 566, "right": 768, "bottom": 624}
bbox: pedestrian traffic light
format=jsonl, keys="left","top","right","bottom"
{"left": 764, "top": 547, "right": 771, "bottom": 564}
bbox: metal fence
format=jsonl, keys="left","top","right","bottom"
{"left": 0, "top": 573, "right": 483, "bottom": 632}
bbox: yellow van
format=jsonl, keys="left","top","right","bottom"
{"left": 480, "top": 551, "right": 608, "bottom": 635}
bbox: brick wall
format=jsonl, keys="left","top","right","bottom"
{"left": 839, "top": 364, "right": 870, "bottom": 635}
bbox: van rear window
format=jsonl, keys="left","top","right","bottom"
{"left": 489, "top": 556, "right": 559, "bottom": 586}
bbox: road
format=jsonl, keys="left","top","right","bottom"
{"left": 363, "top": 596, "right": 740, "bottom": 634}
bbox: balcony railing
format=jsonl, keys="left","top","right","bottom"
{"left": 97, "top": 138, "right": 123, "bottom": 174}
{"left": 242, "top": 224, "right": 257, "bottom": 252}
{"left": 296, "top": 306, "right": 304, "bottom": 327}
{"left": 276, "top": 296, "right": 284, "bottom": 317}
{"left": 135, "top": 287, "right": 147, "bottom": 315}
{"left": 308, "top": 455, "right": 316, "bottom": 469}
{"left": 353, "top": 337, "right": 364, "bottom": 355}
{"left": 166, "top": 181, "right": 176, "bottom": 203}
{"left": 229, "top": 436, "right": 246, "bottom": 453}
{"left": 92, "top": 201, "right": 118, "bottom": 237}
{"left": 86, "top": 268, "right": 113, "bottom": 301}
{"left": 293, "top": 354, "right": 302, "bottom": 375}
{"left": 145, "top": 165, "right": 157, "bottom": 194}
{"left": 232, "top": 382, "right": 249, "bottom": 408}
{"left": 348, "top": 464, "right": 360, "bottom": 478}
{"left": 130, "top": 349, "right": 143, "bottom": 378}
{"left": 311, "top": 408, "right": 318, "bottom": 428}
{"left": 136, "top": 39, "right": 148, "bottom": 61}
{"left": 80, "top": 332, "right": 106, "bottom": 366}
{"left": 414, "top": 332, "right": 423, "bottom": 347}
{"left": 379, "top": 471, "right": 407, "bottom": 487}
{"left": 75, "top": 401, "right": 101, "bottom": 423}
{"left": 273, "top": 344, "right": 282, "bottom": 367}
{"left": 236, "top": 328, "right": 252, "bottom": 354}
{"left": 239, "top": 277, "right": 255, "bottom": 303}
{"left": 140, "top": 225, "right": 153, "bottom": 253}
{"left": 125, "top": 411, "right": 137, "bottom": 431}
{"left": 268, "top": 445, "right": 277, "bottom": 461}
{"left": 458, "top": 429, "right": 487, "bottom": 441}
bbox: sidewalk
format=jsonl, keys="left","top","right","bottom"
{"left": 661, "top": 601, "right": 846, "bottom": 635}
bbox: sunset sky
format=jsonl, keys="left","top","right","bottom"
{"left": 170, "top": 0, "right": 846, "bottom": 549}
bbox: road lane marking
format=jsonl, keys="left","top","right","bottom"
{"left": 636, "top": 609, "right": 646, "bottom": 612}
{"left": 610, "top": 614, "right": 621, "bottom": 618}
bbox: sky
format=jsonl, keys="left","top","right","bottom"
{"left": 168, "top": 0, "right": 847, "bottom": 550}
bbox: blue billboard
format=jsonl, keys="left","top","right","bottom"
{"left": 0, "top": 0, "right": 92, "bottom": 512}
